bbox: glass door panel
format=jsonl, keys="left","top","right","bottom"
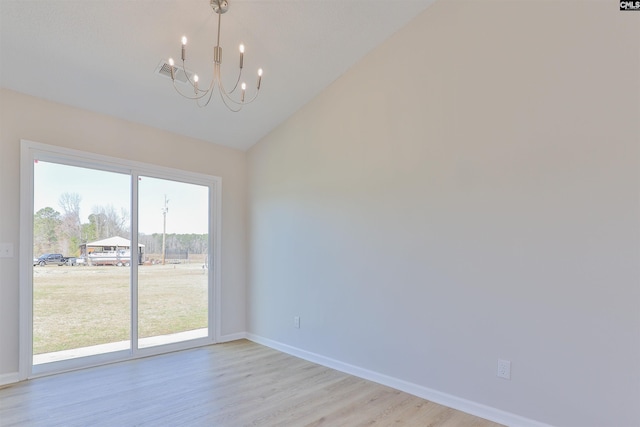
{"left": 137, "top": 176, "right": 209, "bottom": 348}
{"left": 32, "top": 161, "right": 131, "bottom": 365}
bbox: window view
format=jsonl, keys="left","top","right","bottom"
{"left": 137, "top": 176, "right": 209, "bottom": 348}
{"left": 32, "top": 158, "right": 213, "bottom": 368}
{"left": 33, "top": 161, "right": 132, "bottom": 364}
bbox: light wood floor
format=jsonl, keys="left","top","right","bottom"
{"left": 0, "top": 340, "right": 504, "bottom": 426}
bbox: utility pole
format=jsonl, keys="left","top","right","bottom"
{"left": 162, "top": 195, "right": 169, "bottom": 265}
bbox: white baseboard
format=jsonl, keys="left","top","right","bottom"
{"left": 246, "top": 334, "right": 551, "bottom": 427}
{"left": 0, "top": 372, "right": 20, "bottom": 387}
{"left": 218, "top": 332, "right": 247, "bottom": 343}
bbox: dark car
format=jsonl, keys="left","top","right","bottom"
{"left": 35, "top": 253, "right": 67, "bottom": 266}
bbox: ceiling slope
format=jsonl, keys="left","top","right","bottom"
{"left": 0, "top": 0, "right": 435, "bottom": 150}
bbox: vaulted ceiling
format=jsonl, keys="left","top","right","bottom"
{"left": 0, "top": 0, "right": 435, "bottom": 150}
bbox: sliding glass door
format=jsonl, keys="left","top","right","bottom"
{"left": 33, "top": 161, "right": 132, "bottom": 365}
{"left": 137, "top": 176, "right": 209, "bottom": 348}
{"left": 24, "top": 141, "right": 218, "bottom": 376}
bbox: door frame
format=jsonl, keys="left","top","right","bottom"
{"left": 19, "top": 139, "right": 222, "bottom": 379}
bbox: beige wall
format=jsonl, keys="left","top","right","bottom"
{"left": 247, "top": 1, "right": 640, "bottom": 426}
{"left": 0, "top": 88, "right": 247, "bottom": 375}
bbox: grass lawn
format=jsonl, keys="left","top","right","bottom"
{"left": 33, "top": 262, "right": 208, "bottom": 355}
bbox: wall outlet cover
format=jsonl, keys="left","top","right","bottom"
{"left": 497, "top": 359, "right": 511, "bottom": 380}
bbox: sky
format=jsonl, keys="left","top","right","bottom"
{"left": 33, "top": 161, "right": 209, "bottom": 235}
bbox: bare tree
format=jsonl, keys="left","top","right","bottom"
{"left": 58, "top": 192, "right": 81, "bottom": 219}
{"left": 91, "top": 204, "right": 130, "bottom": 239}
{"left": 58, "top": 192, "right": 82, "bottom": 255}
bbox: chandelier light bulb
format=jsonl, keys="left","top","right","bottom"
{"left": 168, "top": 57, "right": 175, "bottom": 80}
{"left": 181, "top": 36, "right": 187, "bottom": 61}
{"left": 239, "top": 44, "right": 245, "bottom": 53}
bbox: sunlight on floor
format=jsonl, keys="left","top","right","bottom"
{"left": 33, "top": 328, "right": 208, "bottom": 364}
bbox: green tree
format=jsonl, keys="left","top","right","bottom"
{"left": 81, "top": 221, "right": 98, "bottom": 244}
{"left": 33, "top": 207, "right": 61, "bottom": 255}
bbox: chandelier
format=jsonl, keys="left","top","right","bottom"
{"left": 167, "top": 0, "right": 263, "bottom": 112}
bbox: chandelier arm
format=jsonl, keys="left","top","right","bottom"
{"left": 181, "top": 59, "right": 207, "bottom": 94}
{"left": 202, "top": 69, "right": 217, "bottom": 95}
{"left": 218, "top": 80, "right": 260, "bottom": 106}
{"left": 243, "top": 88, "right": 260, "bottom": 104}
{"left": 171, "top": 79, "right": 214, "bottom": 101}
{"left": 218, "top": 81, "right": 243, "bottom": 106}
{"left": 226, "top": 68, "right": 243, "bottom": 94}
{"left": 210, "top": 79, "right": 243, "bottom": 111}
{"left": 177, "top": 58, "right": 217, "bottom": 97}
{"left": 197, "top": 63, "right": 222, "bottom": 108}
{"left": 218, "top": 86, "right": 244, "bottom": 112}
{"left": 217, "top": 65, "right": 243, "bottom": 110}
{"left": 198, "top": 80, "right": 218, "bottom": 107}
{"left": 195, "top": 75, "right": 216, "bottom": 95}
{"left": 181, "top": 60, "right": 196, "bottom": 88}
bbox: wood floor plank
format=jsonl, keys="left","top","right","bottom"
{"left": 0, "top": 340, "right": 504, "bottom": 426}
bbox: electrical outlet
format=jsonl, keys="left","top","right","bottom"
{"left": 497, "top": 359, "right": 511, "bottom": 380}
{"left": 294, "top": 316, "right": 300, "bottom": 329}
{"left": 0, "top": 243, "right": 14, "bottom": 258}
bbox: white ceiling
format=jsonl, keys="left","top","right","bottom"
{"left": 0, "top": 0, "right": 435, "bottom": 151}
